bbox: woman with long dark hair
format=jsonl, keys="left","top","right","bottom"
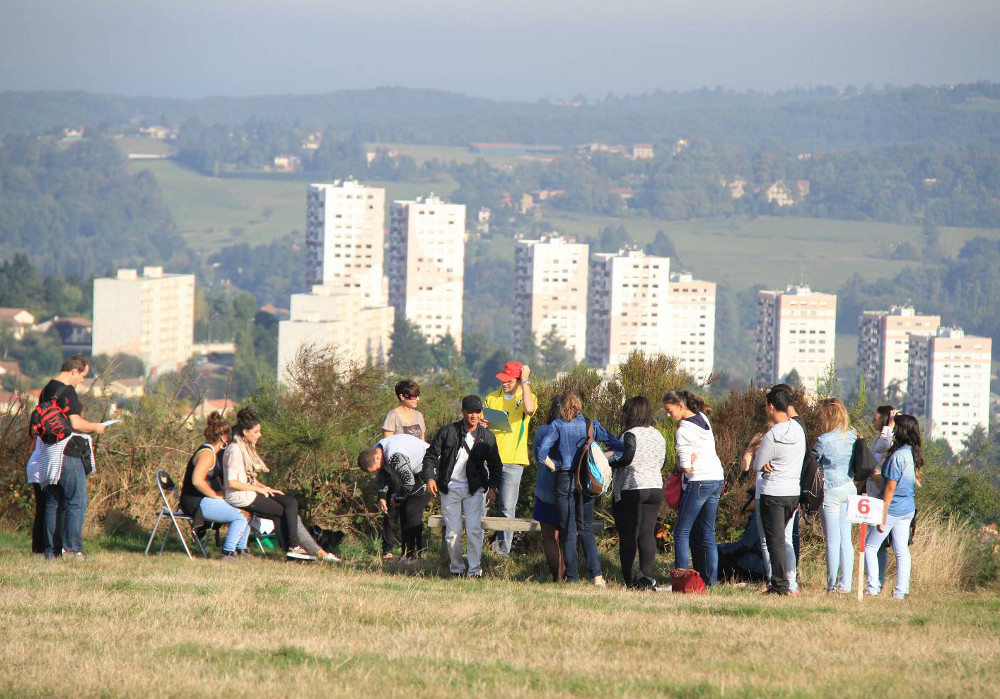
{"left": 610, "top": 396, "right": 665, "bottom": 590}
{"left": 179, "top": 411, "right": 250, "bottom": 559}
{"left": 864, "top": 413, "right": 922, "bottom": 599}
{"left": 224, "top": 408, "right": 338, "bottom": 562}
{"left": 663, "top": 390, "right": 724, "bottom": 587}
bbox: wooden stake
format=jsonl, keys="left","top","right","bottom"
{"left": 857, "top": 523, "right": 867, "bottom": 602}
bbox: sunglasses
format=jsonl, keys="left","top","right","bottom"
{"left": 401, "top": 393, "right": 420, "bottom": 399}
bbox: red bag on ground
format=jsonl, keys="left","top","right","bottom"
{"left": 664, "top": 472, "right": 683, "bottom": 510}
{"left": 671, "top": 568, "right": 706, "bottom": 594}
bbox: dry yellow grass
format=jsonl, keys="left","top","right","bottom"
{"left": 2, "top": 537, "right": 999, "bottom": 698}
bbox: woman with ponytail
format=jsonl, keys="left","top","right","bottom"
{"left": 864, "top": 413, "right": 922, "bottom": 599}
{"left": 224, "top": 408, "right": 339, "bottom": 562}
{"left": 663, "top": 390, "right": 724, "bottom": 586}
{"left": 179, "top": 411, "right": 250, "bottom": 559}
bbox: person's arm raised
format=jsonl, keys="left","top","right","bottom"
{"left": 519, "top": 365, "right": 536, "bottom": 416}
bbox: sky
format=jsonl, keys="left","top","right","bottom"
{"left": 2, "top": 0, "right": 999, "bottom": 100}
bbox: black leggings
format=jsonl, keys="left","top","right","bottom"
{"left": 245, "top": 493, "right": 301, "bottom": 550}
{"left": 398, "top": 491, "right": 429, "bottom": 558}
{"left": 613, "top": 488, "right": 663, "bottom": 585}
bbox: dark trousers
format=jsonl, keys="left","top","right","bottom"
{"left": 398, "top": 491, "right": 430, "bottom": 558}
{"left": 33, "top": 483, "right": 61, "bottom": 554}
{"left": 759, "top": 494, "right": 800, "bottom": 593}
{"left": 613, "top": 488, "right": 663, "bottom": 585}
{"left": 381, "top": 499, "right": 397, "bottom": 554}
{"left": 245, "top": 493, "right": 301, "bottom": 550}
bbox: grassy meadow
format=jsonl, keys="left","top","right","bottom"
{"left": 2, "top": 527, "right": 999, "bottom": 698}
{"left": 127, "top": 152, "right": 1000, "bottom": 291}
{"left": 539, "top": 210, "right": 1000, "bottom": 291}
{"left": 127, "top": 159, "right": 457, "bottom": 255}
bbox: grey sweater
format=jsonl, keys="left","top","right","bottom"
{"left": 752, "top": 418, "right": 806, "bottom": 498}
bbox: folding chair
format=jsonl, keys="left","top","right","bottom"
{"left": 144, "top": 470, "right": 207, "bottom": 560}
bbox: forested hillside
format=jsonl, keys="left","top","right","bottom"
{"left": 0, "top": 137, "right": 183, "bottom": 278}
{"left": 4, "top": 83, "right": 1000, "bottom": 150}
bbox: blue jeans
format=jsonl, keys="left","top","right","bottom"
{"left": 45, "top": 456, "right": 87, "bottom": 557}
{"left": 199, "top": 498, "right": 250, "bottom": 552}
{"left": 865, "top": 513, "right": 914, "bottom": 598}
{"left": 555, "top": 471, "right": 602, "bottom": 581}
{"left": 494, "top": 463, "right": 524, "bottom": 554}
{"left": 820, "top": 481, "right": 855, "bottom": 591}
{"left": 674, "top": 480, "right": 723, "bottom": 585}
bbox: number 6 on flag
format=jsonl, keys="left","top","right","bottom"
{"left": 847, "top": 494, "right": 883, "bottom": 525}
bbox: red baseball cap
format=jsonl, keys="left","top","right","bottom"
{"left": 496, "top": 361, "right": 523, "bottom": 383}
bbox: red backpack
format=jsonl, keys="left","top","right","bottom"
{"left": 28, "top": 386, "right": 74, "bottom": 445}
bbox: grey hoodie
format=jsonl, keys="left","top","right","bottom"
{"left": 752, "top": 418, "right": 806, "bottom": 498}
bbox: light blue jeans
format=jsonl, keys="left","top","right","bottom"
{"left": 45, "top": 456, "right": 87, "bottom": 557}
{"left": 865, "top": 513, "right": 914, "bottom": 598}
{"left": 199, "top": 497, "right": 250, "bottom": 552}
{"left": 754, "top": 500, "right": 798, "bottom": 591}
{"left": 820, "top": 481, "right": 856, "bottom": 592}
{"left": 495, "top": 463, "right": 524, "bottom": 554}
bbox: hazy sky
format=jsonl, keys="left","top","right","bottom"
{"left": 2, "top": 0, "right": 999, "bottom": 100}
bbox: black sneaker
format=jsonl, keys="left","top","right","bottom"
{"left": 635, "top": 576, "right": 658, "bottom": 591}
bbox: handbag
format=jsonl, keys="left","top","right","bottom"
{"left": 670, "top": 568, "right": 706, "bottom": 594}
{"left": 664, "top": 471, "right": 683, "bottom": 510}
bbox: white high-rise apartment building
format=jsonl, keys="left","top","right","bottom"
{"left": 513, "top": 234, "right": 589, "bottom": 362}
{"left": 857, "top": 306, "right": 941, "bottom": 398}
{"left": 755, "top": 285, "right": 837, "bottom": 391}
{"left": 92, "top": 267, "right": 195, "bottom": 375}
{"left": 276, "top": 285, "right": 393, "bottom": 384}
{"left": 906, "top": 328, "right": 991, "bottom": 452}
{"left": 305, "top": 181, "right": 387, "bottom": 305}
{"left": 387, "top": 195, "right": 465, "bottom": 349}
{"left": 667, "top": 272, "right": 716, "bottom": 383}
{"left": 587, "top": 249, "right": 671, "bottom": 369}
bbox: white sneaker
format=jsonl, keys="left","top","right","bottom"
{"left": 319, "top": 552, "right": 341, "bottom": 563}
{"left": 593, "top": 575, "right": 606, "bottom": 587}
{"left": 286, "top": 546, "right": 316, "bottom": 561}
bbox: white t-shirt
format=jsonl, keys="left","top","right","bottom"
{"left": 377, "top": 434, "right": 428, "bottom": 475}
{"left": 448, "top": 431, "right": 475, "bottom": 490}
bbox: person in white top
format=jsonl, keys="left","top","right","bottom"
{"left": 664, "top": 390, "right": 725, "bottom": 587}
{"left": 752, "top": 385, "right": 806, "bottom": 596}
{"left": 610, "top": 396, "right": 666, "bottom": 590}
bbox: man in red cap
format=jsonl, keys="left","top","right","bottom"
{"left": 483, "top": 360, "right": 536, "bottom": 556}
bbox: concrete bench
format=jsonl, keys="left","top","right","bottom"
{"left": 427, "top": 515, "right": 541, "bottom": 532}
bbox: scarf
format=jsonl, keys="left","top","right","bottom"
{"left": 234, "top": 435, "right": 268, "bottom": 485}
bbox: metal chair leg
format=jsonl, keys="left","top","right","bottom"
{"left": 189, "top": 525, "right": 207, "bottom": 558}
{"left": 144, "top": 512, "right": 165, "bottom": 555}
{"left": 166, "top": 510, "right": 193, "bottom": 560}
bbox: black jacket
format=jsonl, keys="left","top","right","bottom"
{"left": 422, "top": 421, "right": 503, "bottom": 495}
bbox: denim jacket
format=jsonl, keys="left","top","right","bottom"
{"left": 535, "top": 414, "right": 624, "bottom": 472}
{"left": 811, "top": 428, "right": 857, "bottom": 490}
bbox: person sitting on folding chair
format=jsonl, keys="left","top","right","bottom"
{"left": 179, "top": 411, "right": 250, "bottom": 560}
{"left": 223, "top": 408, "right": 339, "bottom": 562}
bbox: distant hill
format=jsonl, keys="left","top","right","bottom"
{"left": 3, "top": 83, "right": 1000, "bottom": 150}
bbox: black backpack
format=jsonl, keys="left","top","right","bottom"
{"left": 28, "top": 386, "right": 73, "bottom": 445}
{"left": 799, "top": 450, "right": 824, "bottom": 515}
{"left": 848, "top": 436, "right": 878, "bottom": 483}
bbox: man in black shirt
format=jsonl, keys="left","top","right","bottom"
{"left": 39, "top": 355, "right": 106, "bottom": 560}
